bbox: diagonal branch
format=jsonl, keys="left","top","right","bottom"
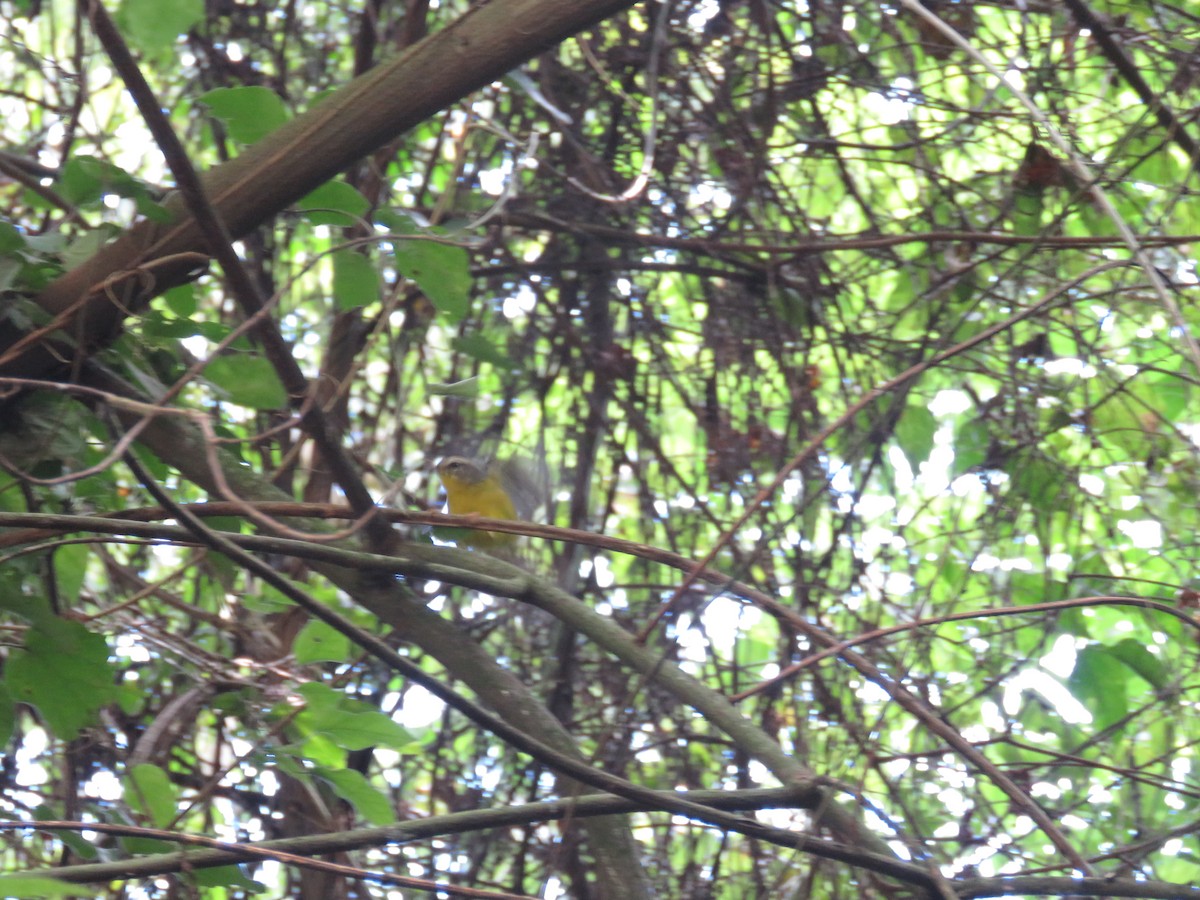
{"left": 0, "top": 0, "right": 643, "bottom": 386}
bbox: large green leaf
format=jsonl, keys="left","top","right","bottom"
{"left": 117, "top": 0, "right": 203, "bottom": 54}
{"left": 200, "top": 86, "right": 290, "bottom": 144}
{"left": 0, "top": 876, "right": 95, "bottom": 898}
{"left": 950, "top": 418, "right": 988, "bottom": 475}
{"left": 894, "top": 403, "right": 936, "bottom": 467}
{"left": 125, "top": 763, "right": 178, "bottom": 829}
{"left": 1107, "top": 638, "right": 1168, "bottom": 691}
{"left": 389, "top": 223, "right": 471, "bottom": 322}
{"left": 6, "top": 621, "right": 117, "bottom": 739}
{"left": 289, "top": 683, "right": 420, "bottom": 753}
{"left": 299, "top": 182, "right": 371, "bottom": 227}
{"left": 331, "top": 250, "right": 380, "bottom": 310}
{"left": 315, "top": 766, "right": 397, "bottom": 825}
{"left": 1068, "top": 644, "right": 1129, "bottom": 733}
{"left": 206, "top": 354, "right": 289, "bottom": 410}
{"left": 294, "top": 619, "right": 351, "bottom": 664}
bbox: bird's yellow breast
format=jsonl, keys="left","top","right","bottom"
{"left": 436, "top": 456, "right": 518, "bottom": 546}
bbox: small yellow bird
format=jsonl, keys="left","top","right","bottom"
{"left": 435, "top": 456, "right": 521, "bottom": 548}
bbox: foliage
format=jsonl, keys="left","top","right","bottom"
{"left": 0, "top": 0, "right": 1198, "bottom": 897}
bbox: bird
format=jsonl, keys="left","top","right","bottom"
{"left": 435, "top": 456, "right": 521, "bottom": 548}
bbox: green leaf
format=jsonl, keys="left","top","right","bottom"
{"left": 1012, "top": 188, "right": 1045, "bottom": 236}
{"left": 452, "top": 333, "right": 514, "bottom": 370}
{"left": 51, "top": 543, "right": 89, "bottom": 605}
{"left": 1107, "top": 638, "right": 1168, "bottom": 690}
{"left": 6, "top": 621, "right": 117, "bottom": 738}
{"left": 0, "top": 260, "right": 19, "bottom": 295}
{"left": 284, "top": 731, "right": 345, "bottom": 769}
{"left": 292, "top": 683, "right": 418, "bottom": 752}
{"left": 950, "top": 419, "right": 988, "bottom": 475}
{"left": 1068, "top": 645, "right": 1128, "bottom": 732}
{"left": 294, "top": 681, "right": 340, "bottom": 712}
{"left": 114, "top": 682, "right": 144, "bottom": 717}
{"left": 206, "top": 355, "right": 289, "bottom": 409}
{"left": 315, "top": 766, "right": 397, "bottom": 825}
{"left": 193, "top": 864, "right": 265, "bottom": 890}
{"left": 125, "top": 763, "right": 178, "bottom": 829}
{"left": 120, "top": 837, "right": 177, "bottom": 855}
{"left": 1140, "top": 373, "right": 1189, "bottom": 422}
{"left": 141, "top": 314, "right": 205, "bottom": 341}
{"left": 298, "top": 182, "right": 370, "bottom": 226}
{"left": 894, "top": 403, "right": 936, "bottom": 467}
{"left": 163, "top": 284, "right": 198, "bottom": 318}
{"left": 428, "top": 377, "right": 480, "bottom": 397}
{"left": 56, "top": 830, "right": 100, "bottom": 862}
{"left": 0, "top": 221, "right": 24, "bottom": 253}
{"left": 0, "top": 875, "right": 94, "bottom": 898}
{"left": 200, "top": 86, "right": 290, "bottom": 145}
{"left": 61, "top": 224, "right": 120, "bottom": 269}
{"left": 59, "top": 157, "right": 142, "bottom": 207}
{"left": 1156, "top": 854, "right": 1200, "bottom": 889}
{"left": 733, "top": 630, "right": 772, "bottom": 671}
{"left": 393, "top": 236, "right": 471, "bottom": 323}
{"left": 0, "top": 683, "right": 14, "bottom": 746}
{"left": 0, "top": 568, "right": 56, "bottom": 629}
{"left": 118, "top": 0, "right": 202, "bottom": 53}
{"left": 332, "top": 250, "right": 380, "bottom": 310}
{"left": 23, "top": 233, "right": 65, "bottom": 255}
{"left": 294, "top": 619, "right": 350, "bottom": 664}
{"left": 58, "top": 157, "right": 167, "bottom": 221}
